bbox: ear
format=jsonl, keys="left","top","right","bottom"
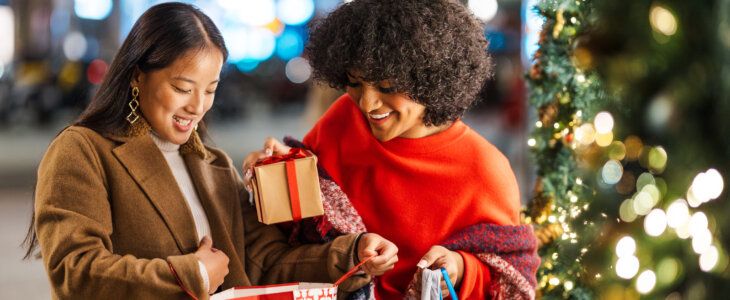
{"left": 130, "top": 66, "right": 142, "bottom": 87}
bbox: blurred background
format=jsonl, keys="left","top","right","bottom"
{"left": 0, "top": 0, "right": 533, "bottom": 298}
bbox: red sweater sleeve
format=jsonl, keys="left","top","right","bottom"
{"left": 456, "top": 251, "right": 492, "bottom": 300}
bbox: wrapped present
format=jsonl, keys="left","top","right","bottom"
{"left": 210, "top": 256, "right": 373, "bottom": 300}
{"left": 251, "top": 148, "right": 324, "bottom": 224}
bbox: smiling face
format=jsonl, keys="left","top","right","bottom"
{"left": 346, "top": 71, "right": 451, "bottom": 141}
{"left": 134, "top": 48, "right": 223, "bottom": 144}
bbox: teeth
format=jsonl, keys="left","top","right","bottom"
{"left": 173, "top": 116, "right": 191, "bottom": 126}
{"left": 371, "top": 112, "right": 391, "bottom": 120}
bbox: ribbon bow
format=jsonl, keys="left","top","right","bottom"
{"left": 255, "top": 147, "right": 309, "bottom": 166}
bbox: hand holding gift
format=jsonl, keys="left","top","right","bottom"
{"left": 243, "top": 137, "right": 293, "bottom": 191}
{"left": 243, "top": 137, "right": 324, "bottom": 224}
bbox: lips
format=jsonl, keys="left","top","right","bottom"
{"left": 368, "top": 111, "right": 393, "bottom": 125}
{"left": 172, "top": 115, "right": 193, "bottom": 131}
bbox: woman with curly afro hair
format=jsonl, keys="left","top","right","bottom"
{"left": 244, "top": 0, "right": 539, "bottom": 299}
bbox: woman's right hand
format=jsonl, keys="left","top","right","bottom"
{"left": 195, "top": 236, "right": 229, "bottom": 294}
{"left": 242, "top": 137, "right": 292, "bottom": 191}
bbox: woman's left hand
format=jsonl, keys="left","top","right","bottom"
{"left": 409, "top": 245, "right": 464, "bottom": 299}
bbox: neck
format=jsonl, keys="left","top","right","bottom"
{"left": 150, "top": 131, "right": 181, "bottom": 152}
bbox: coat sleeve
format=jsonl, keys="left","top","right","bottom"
{"left": 35, "top": 129, "right": 207, "bottom": 300}
{"left": 456, "top": 251, "right": 493, "bottom": 299}
{"left": 231, "top": 168, "right": 371, "bottom": 292}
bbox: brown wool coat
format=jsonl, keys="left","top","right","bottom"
{"left": 34, "top": 125, "right": 369, "bottom": 300}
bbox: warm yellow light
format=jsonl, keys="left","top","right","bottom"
{"left": 633, "top": 191, "right": 654, "bottom": 215}
{"left": 616, "top": 236, "right": 636, "bottom": 258}
{"left": 616, "top": 256, "right": 640, "bottom": 279}
{"left": 527, "top": 138, "right": 537, "bottom": 147}
{"left": 650, "top": 5, "right": 677, "bottom": 36}
{"left": 644, "top": 209, "right": 667, "bottom": 237}
{"left": 636, "top": 270, "right": 656, "bottom": 294}
{"left": 620, "top": 199, "right": 638, "bottom": 222}
{"left": 594, "top": 111, "right": 614, "bottom": 134}
{"left": 549, "top": 277, "right": 560, "bottom": 286}
{"left": 692, "top": 228, "right": 712, "bottom": 254}
{"left": 699, "top": 246, "right": 719, "bottom": 272}
{"left": 596, "top": 132, "right": 614, "bottom": 147}
{"left": 648, "top": 146, "right": 668, "bottom": 172}
{"left": 666, "top": 199, "right": 690, "bottom": 229}
{"left": 535, "top": 121, "right": 543, "bottom": 128}
{"left": 688, "top": 211, "right": 708, "bottom": 237}
{"left": 575, "top": 123, "right": 596, "bottom": 145}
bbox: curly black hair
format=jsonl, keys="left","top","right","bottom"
{"left": 306, "top": 0, "right": 492, "bottom": 126}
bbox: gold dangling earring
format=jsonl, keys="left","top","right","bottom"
{"left": 126, "top": 87, "right": 140, "bottom": 124}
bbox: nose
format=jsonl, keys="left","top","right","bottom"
{"left": 359, "top": 85, "right": 382, "bottom": 112}
{"left": 187, "top": 92, "right": 206, "bottom": 115}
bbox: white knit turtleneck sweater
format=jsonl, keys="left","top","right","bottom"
{"left": 150, "top": 131, "right": 211, "bottom": 293}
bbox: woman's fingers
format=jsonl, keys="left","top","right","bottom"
{"left": 264, "top": 137, "right": 291, "bottom": 156}
{"left": 241, "top": 150, "right": 269, "bottom": 190}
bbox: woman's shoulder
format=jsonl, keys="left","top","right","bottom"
{"left": 49, "top": 126, "right": 114, "bottom": 153}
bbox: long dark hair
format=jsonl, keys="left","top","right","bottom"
{"left": 23, "top": 2, "right": 228, "bottom": 259}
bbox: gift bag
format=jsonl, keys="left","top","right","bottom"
{"left": 210, "top": 256, "right": 373, "bottom": 300}
{"left": 251, "top": 148, "right": 324, "bottom": 224}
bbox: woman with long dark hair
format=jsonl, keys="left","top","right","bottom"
{"left": 24, "top": 3, "right": 396, "bottom": 299}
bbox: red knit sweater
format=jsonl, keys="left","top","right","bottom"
{"left": 303, "top": 94, "right": 521, "bottom": 299}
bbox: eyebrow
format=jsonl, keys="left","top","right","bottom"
{"left": 172, "top": 76, "right": 220, "bottom": 85}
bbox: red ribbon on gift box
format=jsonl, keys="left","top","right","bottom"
{"left": 254, "top": 148, "right": 310, "bottom": 222}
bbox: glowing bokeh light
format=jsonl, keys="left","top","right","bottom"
{"left": 636, "top": 270, "right": 657, "bottom": 294}
{"left": 699, "top": 246, "right": 719, "bottom": 272}
{"left": 527, "top": 138, "right": 537, "bottom": 147}
{"left": 648, "top": 146, "right": 668, "bottom": 172}
{"left": 277, "top": 0, "right": 315, "bottom": 26}
{"left": 276, "top": 28, "right": 305, "bottom": 61}
{"left": 633, "top": 191, "right": 654, "bottom": 215}
{"left": 636, "top": 172, "right": 656, "bottom": 191}
{"left": 594, "top": 111, "right": 614, "bottom": 134}
{"left": 619, "top": 199, "right": 638, "bottom": 222}
{"left": 616, "top": 256, "right": 640, "bottom": 279}
{"left": 688, "top": 211, "right": 708, "bottom": 237}
{"left": 616, "top": 236, "right": 636, "bottom": 258}
{"left": 644, "top": 209, "right": 667, "bottom": 237}
{"left": 666, "top": 199, "right": 690, "bottom": 229}
{"left": 691, "top": 228, "right": 712, "bottom": 254}
{"left": 602, "top": 160, "right": 623, "bottom": 185}
{"left": 228, "top": 0, "right": 276, "bottom": 26}
{"left": 63, "top": 31, "right": 87, "bottom": 61}
{"left": 0, "top": 6, "right": 14, "bottom": 65}
{"left": 650, "top": 5, "right": 677, "bottom": 36}
{"left": 468, "top": 0, "right": 498, "bottom": 22}
{"left": 575, "top": 123, "right": 596, "bottom": 145}
{"left": 285, "top": 57, "right": 311, "bottom": 83}
{"left": 74, "top": 0, "right": 113, "bottom": 20}
{"left": 595, "top": 132, "right": 613, "bottom": 147}
{"left": 86, "top": 59, "right": 108, "bottom": 85}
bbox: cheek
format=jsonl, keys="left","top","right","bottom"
{"left": 346, "top": 87, "right": 361, "bottom": 101}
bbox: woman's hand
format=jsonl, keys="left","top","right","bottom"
{"left": 195, "top": 236, "right": 230, "bottom": 294}
{"left": 409, "top": 245, "right": 464, "bottom": 299}
{"left": 356, "top": 233, "right": 399, "bottom": 276}
{"left": 241, "top": 137, "right": 292, "bottom": 191}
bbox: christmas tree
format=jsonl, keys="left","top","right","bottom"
{"left": 525, "top": 0, "right": 730, "bottom": 298}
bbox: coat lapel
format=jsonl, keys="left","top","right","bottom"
{"left": 184, "top": 152, "right": 236, "bottom": 245}
{"left": 112, "top": 135, "right": 199, "bottom": 254}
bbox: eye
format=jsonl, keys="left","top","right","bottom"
{"left": 346, "top": 81, "right": 361, "bottom": 88}
{"left": 172, "top": 85, "right": 192, "bottom": 94}
{"left": 205, "top": 90, "right": 216, "bottom": 95}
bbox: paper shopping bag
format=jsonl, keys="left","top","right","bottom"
{"left": 211, "top": 256, "right": 374, "bottom": 300}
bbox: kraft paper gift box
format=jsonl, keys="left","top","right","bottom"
{"left": 251, "top": 148, "right": 324, "bottom": 224}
